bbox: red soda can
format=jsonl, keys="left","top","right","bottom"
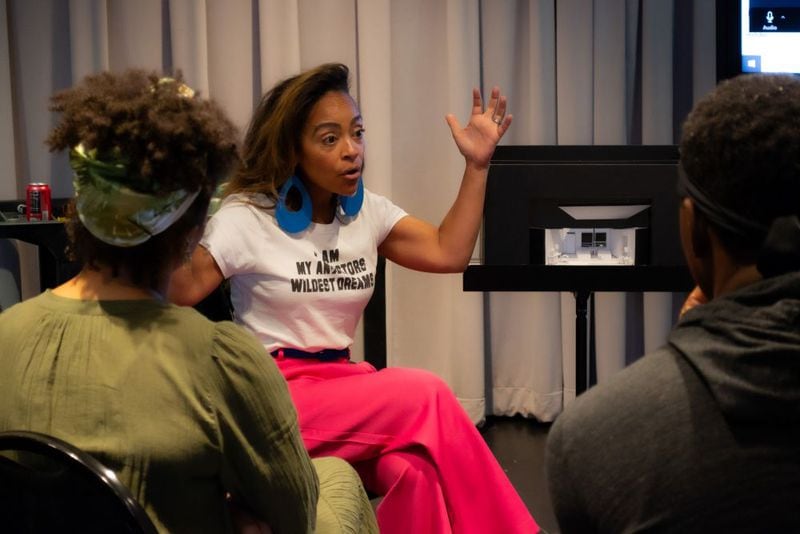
{"left": 26, "top": 182, "right": 52, "bottom": 221}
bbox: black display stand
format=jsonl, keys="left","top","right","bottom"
{"left": 463, "top": 265, "right": 693, "bottom": 394}
{"left": 465, "top": 145, "right": 694, "bottom": 395}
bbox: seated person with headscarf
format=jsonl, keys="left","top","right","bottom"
{"left": 0, "top": 69, "right": 377, "bottom": 534}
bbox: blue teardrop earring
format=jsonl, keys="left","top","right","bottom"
{"left": 276, "top": 175, "right": 312, "bottom": 233}
{"left": 338, "top": 177, "right": 364, "bottom": 217}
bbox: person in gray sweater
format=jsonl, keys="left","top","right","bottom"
{"left": 545, "top": 73, "right": 800, "bottom": 533}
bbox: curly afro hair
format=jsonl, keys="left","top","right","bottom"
{"left": 679, "top": 74, "right": 800, "bottom": 259}
{"left": 47, "top": 69, "right": 240, "bottom": 287}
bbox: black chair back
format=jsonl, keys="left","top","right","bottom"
{"left": 0, "top": 430, "right": 158, "bottom": 534}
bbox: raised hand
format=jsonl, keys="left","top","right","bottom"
{"left": 445, "top": 86, "right": 512, "bottom": 170}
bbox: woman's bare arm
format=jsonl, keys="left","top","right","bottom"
{"left": 168, "top": 245, "right": 225, "bottom": 305}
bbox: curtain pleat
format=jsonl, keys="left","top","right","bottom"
{"left": 592, "top": 1, "right": 628, "bottom": 385}
{"left": 69, "top": 0, "right": 109, "bottom": 85}
{"left": 482, "top": 1, "right": 565, "bottom": 421}
{"left": 107, "top": 0, "right": 162, "bottom": 71}
{"left": 257, "top": 0, "right": 301, "bottom": 94}
{"left": 169, "top": 0, "right": 210, "bottom": 95}
{"left": 0, "top": 0, "right": 17, "bottom": 200}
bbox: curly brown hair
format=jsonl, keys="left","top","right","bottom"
{"left": 679, "top": 74, "right": 800, "bottom": 260}
{"left": 47, "top": 69, "right": 240, "bottom": 287}
{"left": 224, "top": 63, "right": 351, "bottom": 203}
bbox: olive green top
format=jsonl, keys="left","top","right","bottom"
{"left": 0, "top": 290, "right": 318, "bottom": 533}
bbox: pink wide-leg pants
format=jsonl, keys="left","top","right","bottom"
{"left": 278, "top": 359, "right": 539, "bottom": 534}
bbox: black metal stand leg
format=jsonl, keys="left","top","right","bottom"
{"left": 574, "top": 290, "right": 591, "bottom": 395}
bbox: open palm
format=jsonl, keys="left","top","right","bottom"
{"left": 445, "top": 86, "right": 512, "bottom": 169}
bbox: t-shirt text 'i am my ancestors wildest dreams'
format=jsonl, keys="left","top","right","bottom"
{"left": 291, "top": 248, "right": 375, "bottom": 293}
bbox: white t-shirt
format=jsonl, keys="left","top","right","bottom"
{"left": 201, "top": 188, "right": 407, "bottom": 353}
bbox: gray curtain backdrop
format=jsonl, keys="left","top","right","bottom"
{"left": 0, "top": 0, "right": 716, "bottom": 423}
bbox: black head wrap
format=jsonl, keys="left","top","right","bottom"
{"left": 678, "top": 166, "right": 800, "bottom": 277}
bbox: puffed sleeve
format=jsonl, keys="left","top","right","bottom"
{"left": 208, "top": 321, "right": 318, "bottom": 534}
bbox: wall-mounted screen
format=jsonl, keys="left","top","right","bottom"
{"left": 717, "top": 0, "right": 800, "bottom": 80}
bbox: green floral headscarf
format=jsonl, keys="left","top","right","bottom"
{"left": 70, "top": 143, "right": 199, "bottom": 247}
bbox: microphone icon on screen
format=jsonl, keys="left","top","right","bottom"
{"left": 766, "top": 11, "right": 774, "bottom": 23}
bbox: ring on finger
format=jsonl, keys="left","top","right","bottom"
{"left": 492, "top": 115, "right": 503, "bottom": 125}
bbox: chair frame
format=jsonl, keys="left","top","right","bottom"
{"left": 0, "top": 430, "right": 158, "bottom": 534}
